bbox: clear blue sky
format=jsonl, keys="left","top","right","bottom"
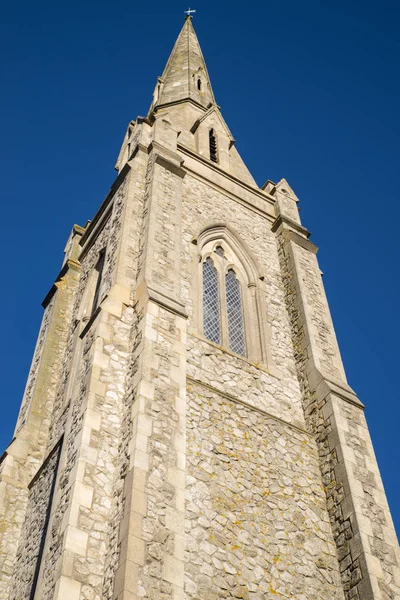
{"left": 1, "top": 0, "right": 399, "bottom": 534}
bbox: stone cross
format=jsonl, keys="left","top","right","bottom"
{"left": 184, "top": 7, "right": 196, "bottom": 17}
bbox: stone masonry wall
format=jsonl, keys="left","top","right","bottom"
{"left": 15, "top": 297, "right": 55, "bottom": 432}
{"left": 182, "top": 172, "right": 354, "bottom": 599}
{"left": 112, "top": 137, "right": 188, "bottom": 600}
{"left": 76, "top": 305, "right": 133, "bottom": 600}
{"left": 187, "top": 336, "right": 302, "bottom": 428}
{"left": 115, "top": 143, "right": 149, "bottom": 296}
{"left": 276, "top": 229, "right": 360, "bottom": 597}
{"left": 135, "top": 304, "right": 186, "bottom": 600}
{"left": 10, "top": 441, "right": 62, "bottom": 600}
{"left": 337, "top": 399, "right": 400, "bottom": 599}
{"left": 10, "top": 142, "right": 150, "bottom": 600}
{"left": 40, "top": 324, "right": 96, "bottom": 600}
{"left": 181, "top": 174, "right": 305, "bottom": 427}
{"left": 185, "top": 381, "right": 345, "bottom": 600}
{"left": 101, "top": 178, "right": 127, "bottom": 297}
{"left": 46, "top": 216, "right": 112, "bottom": 452}
{"left": 0, "top": 298, "right": 54, "bottom": 596}
{"left": 27, "top": 178, "right": 131, "bottom": 599}
{"left": 5, "top": 97, "right": 398, "bottom": 600}
{"left": 276, "top": 228, "right": 400, "bottom": 599}
{"left": 101, "top": 153, "right": 148, "bottom": 599}
{"left": 101, "top": 303, "right": 142, "bottom": 600}
{"left": 0, "top": 257, "right": 80, "bottom": 600}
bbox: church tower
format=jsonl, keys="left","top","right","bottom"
{"left": 1, "top": 16, "right": 399, "bottom": 600}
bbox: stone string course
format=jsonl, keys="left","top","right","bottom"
{"left": 187, "top": 335, "right": 302, "bottom": 428}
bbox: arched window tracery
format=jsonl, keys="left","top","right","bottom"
{"left": 201, "top": 247, "right": 246, "bottom": 356}
{"left": 196, "top": 226, "right": 270, "bottom": 364}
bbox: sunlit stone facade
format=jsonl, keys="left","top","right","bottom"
{"left": 1, "top": 17, "right": 399, "bottom": 600}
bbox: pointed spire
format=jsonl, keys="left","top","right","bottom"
{"left": 150, "top": 17, "right": 216, "bottom": 113}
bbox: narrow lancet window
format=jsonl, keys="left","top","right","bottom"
{"left": 203, "top": 257, "right": 221, "bottom": 344}
{"left": 197, "top": 78, "right": 202, "bottom": 91}
{"left": 92, "top": 250, "right": 105, "bottom": 315}
{"left": 209, "top": 128, "right": 218, "bottom": 163}
{"left": 226, "top": 269, "right": 246, "bottom": 356}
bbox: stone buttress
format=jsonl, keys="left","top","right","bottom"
{"left": 0, "top": 16, "right": 398, "bottom": 600}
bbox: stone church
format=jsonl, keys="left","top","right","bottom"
{"left": 0, "top": 15, "right": 399, "bottom": 600}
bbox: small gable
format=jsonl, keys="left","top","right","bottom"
{"left": 190, "top": 108, "right": 256, "bottom": 186}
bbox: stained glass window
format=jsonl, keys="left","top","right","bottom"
{"left": 226, "top": 269, "right": 246, "bottom": 356}
{"left": 203, "top": 257, "right": 221, "bottom": 344}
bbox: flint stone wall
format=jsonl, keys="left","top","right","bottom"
{"left": 185, "top": 382, "right": 345, "bottom": 600}
{"left": 276, "top": 227, "right": 400, "bottom": 599}
{"left": 181, "top": 174, "right": 305, "bottom": 426}
{"left": 10, "top": 441, "right": 61, "bottom": 600}
{"left": 15, "top": 297, "right": 55, "bottom": 432}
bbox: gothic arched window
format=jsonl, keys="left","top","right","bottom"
{"left": 225, "top": 269, "right": 246, "bottom": 355}
{"left": 202, "top": 257, "right": 221, "bottom": 344}
{"left": 197, "top": 78, "right": 202, "bottom": 91}
{"left": 201, "top": 245, "right": 246, "bottom": 356}
{"left": 196, "top": 226, "right": 271, "bottom": 365}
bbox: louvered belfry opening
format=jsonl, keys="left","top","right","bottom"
{"left": 209, "top": 128, "right": 218, "bottom": 162}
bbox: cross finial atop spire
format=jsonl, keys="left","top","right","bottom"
{"left": 184, "top": 7, "right": 196, "bottom": 18}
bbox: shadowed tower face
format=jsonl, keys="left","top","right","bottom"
{"left": 0, "top": 16, "right": 399, "bottom": 600}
